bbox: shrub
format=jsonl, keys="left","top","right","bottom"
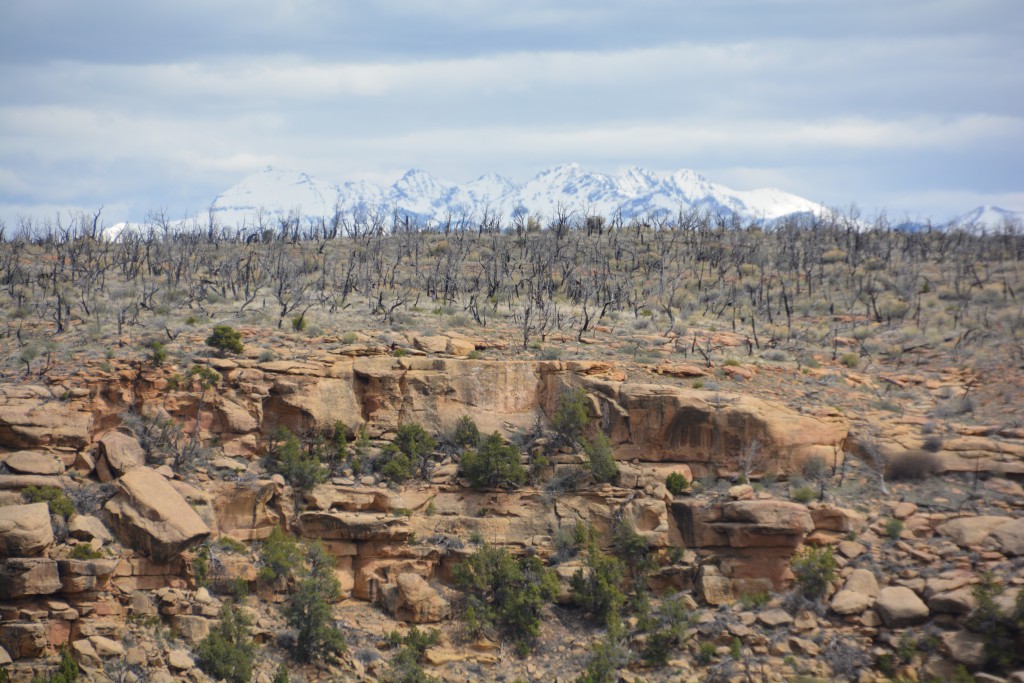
{"left": 577, "top": 631, "right": 627, "bottom": 683}
{"left": 739, "top": 591, "right": 771, "bottom": 610}
{"left": 800, "top": 455, "right": 828, "bottom": 480}
{"left": 583, "top": 432, "right": 618, "bottom": 484}
{"left": 259, "top": 526, "right": 302, "bottom": 584}
{"left": 286, "top": 542, "right": 346, "bottom": 663}
{"left": 451, "top": 543, "right": 559, "bottom": 654}
{"left": 641, "top": 592, "right": 693, "bottom": 666}
{"left": 69, "top": 544, "right": 103, "bottom": 560}
{"left": 570, "top": 535, "right": 626, "bottom": 628}
{"left": 552, "top": 387, "right": 589, "bottom": 445}
{"left": 790, "top": 485, "right": 817, "bottom": 504}
{"left": 206, "top": 324, "right": 244, "bottom": 355}
{"left": 839, "top": 352, "right": 860, "bottom": 368}
{"left": 966, "top": 571, "right": 1024, "bottom": 673}
{"left": 378, "top": 444, "right": 416, "bottom": 483}
{"left": 23, "top": 485, "right": 74, "bottom": 520}
{"left": 195, "top": 600, "right": 256, "bottom": 683}
{"left": 451, "top": 415, "right": 481, "bottom": 448}
{"left": 384, "top": 423, "right": 438, "bottom": 480}
{"left": 269, "top": 428, "right": 325, "bottom": 490}
{"left": 886, "top": 450, "right": 941, "bottom": 481}
{"left": 383, "top": 627, "right": 441, "bottom": 683}
{"left": 35, "top": 646, "right": 79, "bottom": 683}
{"left": 884, "top": 518, "right": 904, "bottom": 540}
{"left": 461, "top": 431, "right": 526, "bottom": 490}
{"left": 791, "top": 546, "right": 836, "bottom": 600}
{"left": 665, "top": 472, "right": 689, "bottom": 496}
{"left": 695, "top": 640, "right": 717, "bottom": 664}
{"left": 147, "top": 340, "right": 167, "bottom": 365}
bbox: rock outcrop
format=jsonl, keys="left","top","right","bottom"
{"left": 103, "top": 468, "right": 211, "bottom": 563}
{"left": 0, "top": 502, "right": 54, "bottom": 557}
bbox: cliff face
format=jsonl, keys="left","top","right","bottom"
{"left": 0, "top": 353, "right": 853, "bottom": 678}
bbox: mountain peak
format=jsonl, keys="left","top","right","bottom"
{"left": 209, "top": 164, "right": 844, "bottom": 228}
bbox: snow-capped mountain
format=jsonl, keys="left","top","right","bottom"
{"left": 950, "top": 205, "right": 1024, "bottom": 230}
{"left": 206, "top": 164, "right": 831, "bottom": 229}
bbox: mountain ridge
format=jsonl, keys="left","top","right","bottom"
{"left": 208, "top": 164, "right": 831, "bottom": 229}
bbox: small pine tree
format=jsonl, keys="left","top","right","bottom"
{"left": 195, "top": 600, "right": 256, "bottom": 683}
{"left": 286, "top": 542, "right": 346, "bottom": 663}
{"left": 206, "top": 324, "right": 244, "bottom": 355}
{"left": 460, "top": 431, "right": 527, "bottom": 490}
{"left": 553, "top": 387, "right": 589, "bottom": 445}
{"left": 583, "top": 432, "right": 618, "bottom": 484}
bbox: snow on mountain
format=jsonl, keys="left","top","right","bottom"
{"left": 950, "top": 205, "right": 1024, "bottom": 230}
{"left": 204, "top": 164, "right": 841, "bottom": 231}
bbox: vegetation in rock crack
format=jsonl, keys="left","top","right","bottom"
{"left": 665, "top": 471, "right": 689, "bottom": 495}
{"left": 460, "top": 431, "right": 527, "bottom": 490}
{"left": 195, "top": 600, "right": 257, "bottom": 683}
{"left": 23, "top": 485, "right": 75, "bottom": 520}
{"left": 583, "top": 431, "right": 618, "bottom": 484}
{"left": 268, "top": 427, "right": 326, "bottom": 490}
{"left": 451, "top": 543, "right": 559, "bottom": 655}
{"left": 553, "top": 387, "right": 590, "bottom": 445}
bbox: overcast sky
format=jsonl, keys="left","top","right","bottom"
{"left": 1, "top": 0, "right": 1022, "bottom": 228}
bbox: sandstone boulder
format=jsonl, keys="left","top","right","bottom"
{"left": 384, "top": 573, "right": 451, "bottom": 623}
{"left": 0, "top": 502, "right": 54, "bottom": 556}
{"left": 938, "top": 515, "right": 1014, "bottom": 547}
{"left": 940, "top": 630, "right": 987, "bottom": 668}
{"left": 987, "top": 517, "right": 1024, "bottom": 556}
{"left": 68, "top": 515, "right": 113, "bottom": 544}
{"left": 809, "top": 504, "right": 867, "bottom": 533}
{"left": 0, "top": 558, "right": 61, "bottom": 599}
{"left": 830, "top": 568, "right": 879, "bottom": 615}
{"left": 96, "top": 431, "right": 146, "bottom": 482}
{"left": 0, "top": 450, "right": 64, "bottom": 475}
{"left": 0, "top": 621, "right": 47, "bottom": 659}
{"left": 103, "top": 467, "right": 211, "bottom": 563}
{"left": 875, "top": 586, "right": 929, "bottom": 627}
{"left": 0, "top": 385, "right": 92, "bottom": 449}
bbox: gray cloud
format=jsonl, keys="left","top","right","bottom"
{"left": 1, "top": 0, "right": 1022, "bottom": 227}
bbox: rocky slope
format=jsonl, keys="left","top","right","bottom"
{"left": 0, "top": 333, "right": 1022, "bottom": 682}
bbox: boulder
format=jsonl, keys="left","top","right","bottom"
{"left": 67, "top": 515, "right": 113, "bottom": 544}
{"left": 928, "top": 586, "right": 975, "bottom": 615}
{"left": 987, "top": 517, "right": 1024, "bottom": 556}
{"left": 0, "top": 385, "right": 92, "bottom": 449}
{"left": 96, "top": 431, "right": 146, "bottom": 482}
{"left": 167, "top": 648, "right": 195, "bottom": 670}
{"left": 809, "top": 504, "right": 867, "bottom": 533}
{"left": 57, "top": 558, "right": 120, "bottom": 593}
{"left": 384, "top": 573, "right": 451, "bottom": 623}
{"left": 875, "top": 586, "right": 929, "bottom": 627}
{"left": 0, "top": 450, "right": 64, "bottom": 475}
{"left": 0, "top": 502, "right": 54, "bottom": 556}
{"left": 0, "top": 621, "right": 47, "bottom": 659}
{"left": 103, "top": 467, "right": 211, "bottom": 563}
{"left": 830, "top": 569, "right": 879, "bottom": 615}
{"left": 0, "top": 558, "right": 61, "bottom": 599}
{"left": 940, "top": 630, "right": 987, "bottom": 668}
{"left": 938, "top": 515, "right": 1014, "bottom": 547}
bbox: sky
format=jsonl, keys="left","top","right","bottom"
{"left": 1, "top": 0, "right": 1023, "bottom": 229}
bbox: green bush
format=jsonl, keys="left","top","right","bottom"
{"left": 147, "top": 340, "right": 167, "bottom": 365}
{"left": 570, "top": 534, "right": 626, "bottom": 628}
{"left": 269, "top": 428, "right": 326, "bottom": 490}
{"left": 394, "top": 423, "right": 436, "bottom": 463}
{"left": 791, "top": 546, "right": 836, "bottom": 600}
{"left": 206, "top": 324, "right": 244, "bottom": 355}
{"left": 460, "top": 432, "right": 526, "bottom": 490}
{"left": 966, "top": 572, "right": 1024, "bottom": 673}
{"left": 451, "top": 543, "right": 559, "bottom": 654}
{"left": 839, "top": 352, "right": 860, "bottom": 368}
{"left": 553, "top": 387, "right": 589, "bottom": 445}
{"left": 452, "top": 415, "right": 481, "bottom": 448}
{"left": 69, "top": 544, "right": 103, "bottom": 560}
{"left": 195, "top": 600, "right": 256, "bottom": 683}
{"left": 33, "top": 646, "right": 79, "bottom": 683}
{"left": 884, "top": 518, "right": 904, "bottom": 540}
{"left": 583, "top": 432, "right": 618, "bottom": 484}
{"left": 383, "top": 626, "right": 441, "bottom": 683}
{"left": 286, "top": 542, "right": 346, "bottom": 663}
{"left": 258, "top": 526, "right": 302, "bottom": 584}
{"left": 378, "top": 444, "right": 416, "bottom": 483}
{"left": 641, "top": 593, "right": 693, "bottom": 666}
{"left": 23, "top": 485, "right": 74, "bottom": 519}
{"left": 790, "top": 485, "right": 817, "bottom": 504}
{"left": 665, "top": 472, "right": 689, "bottom": 496}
